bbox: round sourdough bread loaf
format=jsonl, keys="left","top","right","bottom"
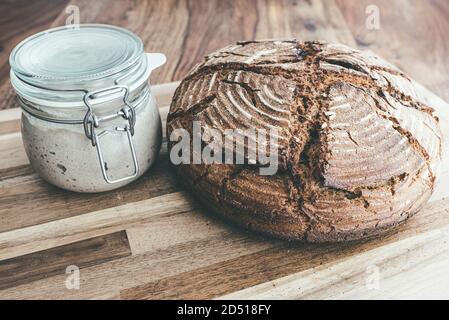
{"left": 167, "top": 40, "right": 442, "bottom": 242}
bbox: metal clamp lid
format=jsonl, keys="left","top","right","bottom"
{"left": 83, "top": 85, "right": 139, "bottom": 184}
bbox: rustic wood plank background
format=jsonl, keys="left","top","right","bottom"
{"left": 1, "top": 0, "right": 449, "bottom": 107}
{"left": 0, "top": 0, "right": 448, "bottom": 300}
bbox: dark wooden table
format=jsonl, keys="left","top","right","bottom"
{"left": 1, "top": 0, "right": 449, "bottom": 107}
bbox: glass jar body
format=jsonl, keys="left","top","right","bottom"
{"left": 20, "top": 86, "right": 162, "bottom": 192}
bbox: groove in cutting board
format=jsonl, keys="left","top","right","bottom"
{"left": 0, "top": 230, "right": 131, "bottom": 291}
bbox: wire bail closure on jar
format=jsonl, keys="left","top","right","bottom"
{"left": 83, "top": 85, "right": 139, "bottom": 184}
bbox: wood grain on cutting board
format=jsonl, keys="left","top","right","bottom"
{"left": 0, "top": 80, "right": 448, "bottom": 299}
{"left": 0, "top": 0, "right": 448, "bottom": 299}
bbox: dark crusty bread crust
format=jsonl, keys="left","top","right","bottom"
{"left": 167, "top": 40, "right": 443, "bottom": 242}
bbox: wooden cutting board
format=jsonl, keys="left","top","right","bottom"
{"left": 0, "top": 81, "right": 448, "bottom": 300}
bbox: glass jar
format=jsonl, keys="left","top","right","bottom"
{"left": 9, "top": 24, "right": 166, "bottom": 192}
